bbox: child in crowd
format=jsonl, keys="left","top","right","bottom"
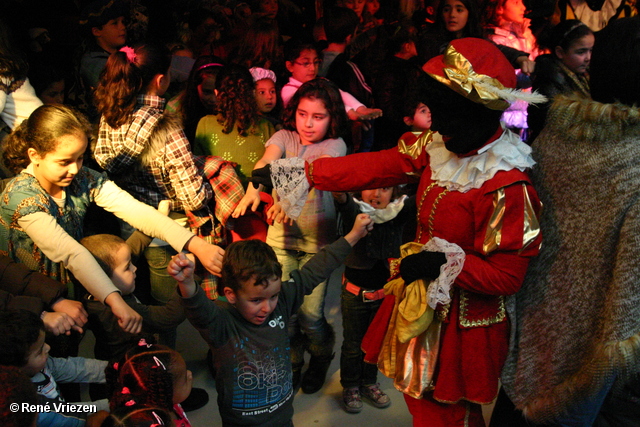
{"left": 0, "top": 310, "right": 108, "bottom": 426}
{"left": 28, "top": 62, "right": 66, "bottom": 105}
{"left": 281, "top": 39, "right": 381, "bottom": 123}
{"left": 417, "top": 0, "right": 533, "bottom": 72}
{"left": 106, "top": 338, "right": 193, "bottom": 427}
{"left": 0, "top": 254, "right": 88, "bottom": 337}
{"left": 167, "top": 56, "right": 224, "bottom": 145}
{"left": 403, "top": 101, "right": 432, "bottom": 132}
{"left": 233, "top": 78, "right": 348, "bottom": 394}
{"left": 169, "top": 213, "right": 373, "bottom": 426}
{"left": 334, "top": 186, "right": 416, "bottom": 413}
{"left": 78, "top": 0, "right": 127, "bottom": 92}
{"left": 250, "top": 67, "right": 282, "bottom": 130}
{"left": 0, "top": 19, "right": 42, "bottom": 179}
{"left": 0, "top": 365, "right": 39, "bottom": 427}
{"left": 371, "top": 21, "right": 423, "bottom": 151}
{"left": 93, "top": 43, "right": 219, "bottom": 307}
{"left": 81, "top": 231, "right": 186, "bottom": 362}
{"left": 194, "top": 63, "right": 275, "bottom": 187}
{"left": 100, "top": 404, "right": 173, "bottom": 427}
{"left": 321, "top": 7, "right": 377, "bottom": 152}
{"left": 0, "top": 104, "right": 225, "bottom": 336}
{"left": 527, "top": 20, "right": 594, "bottom": 142}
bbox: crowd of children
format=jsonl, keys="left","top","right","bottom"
{"left": 1, "top": 0, "right": 639, "bottom": 426}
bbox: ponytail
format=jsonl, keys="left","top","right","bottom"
{"left": 3, "top": 121, "right": 32, "bottom": 175}
{"left": 94, "top": 44, "right": 172, "bottom": 128}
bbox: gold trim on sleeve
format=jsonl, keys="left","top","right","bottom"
{"left": 521, "top": 183, "right": 541, "bottom": 252}
{"left": 307, "top": 162, "right": 314, "bottom": 185}
{"left": 398, "top": 131, "right": 433, "bottom": 160}
{"left": 482, "top": 188, "right": 505, "bottom": 255}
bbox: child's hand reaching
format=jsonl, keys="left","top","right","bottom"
{"left": 267, "top": 201, "right": 294, "bottom": 226}
{"left": 169, "top": 252, "right": 198, "bottom": 298}
{"left": 185, "top": 237, "right": 225, "bottom": 276}
{"left": 233, "top": 187, "right": 262, "bottom": 218}
{"left": 344, "top": 213, "right": 373, "bottom": 246}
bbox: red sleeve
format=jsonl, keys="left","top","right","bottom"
{"left": 308, "top": 132, "right": 429, "bottom": 192}
{"left": 456, "top": 181, "right": 542, "bottom": 296}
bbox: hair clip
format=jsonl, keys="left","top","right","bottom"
{"left": 121, "top": 387, "right": 130, "bottom": 394}
{"left": 120, "top": 46, "right": 136, "bottom": 63}
{"left": 151, "top": 411, "right": 165, "bottom": 426}
{"left": 153, "top": 356, "right": 166, "bottom": 371}
{"left": 138, "top": 338, "right": 152, "bottom": 348}
{"left": 125, "top": 399, "right": 136, "bottom": 406}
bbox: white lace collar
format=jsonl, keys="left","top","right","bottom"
{"left": 353, "top": 195, "right": 408, "bottom": 224}
{"left": 426, "top": 126, "right": 535, "bottom": 193}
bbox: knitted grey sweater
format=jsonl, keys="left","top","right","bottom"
{"left": 501, "top": 94, "right": 640, "bottom": 423}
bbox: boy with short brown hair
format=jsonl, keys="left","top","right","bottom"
{"left": 170, "top": 214, "right": 373, "bottom": 426}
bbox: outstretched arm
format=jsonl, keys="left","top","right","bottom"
{"left": 168, "top": 252, "right": 197, "bottom": 298}
{"left": 233, "top": 143, "right": 284, "bottom": 217}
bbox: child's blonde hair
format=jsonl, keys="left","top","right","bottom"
{"left": 81, "top": 234, "right": 128, "bottom": 278}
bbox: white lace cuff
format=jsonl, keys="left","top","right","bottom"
{"left": 271, "top": 157, "right": 309, "bottom": 220}
{"left": 422, "top": 237, "right": 465, "bottom": 309}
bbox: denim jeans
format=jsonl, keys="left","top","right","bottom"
{"left": 340, "top": 283, "right": 382, "bottom": 388}
{"left": 144, "top": 245, "right": 178, "bottom": 305}
{"left": 273, "top": 247, "right": 332, "bottom": 351}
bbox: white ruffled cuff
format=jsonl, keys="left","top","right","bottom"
{"left": 422, "top": 237, "right": 466, "bottom": 309}
{"left": 271, "top": 157, "right": 309, "bottom": 220}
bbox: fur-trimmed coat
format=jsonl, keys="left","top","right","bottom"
{"left": 501, "top": 94, "right": 640, "bottom": 423}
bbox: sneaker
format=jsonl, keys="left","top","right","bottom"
{"left": 342, "top": 387, "right": 363, "bottom": 413}
{"left": 359, "top": 383, "right": 391, "bottom": 408}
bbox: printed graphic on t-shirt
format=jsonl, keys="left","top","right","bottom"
{"left": 231, "top": 336, "right": 293, "bottom": 416}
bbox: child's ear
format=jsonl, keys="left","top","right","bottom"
{"left": 285, "top": 61, "right": 294, "bottom": 73}
{"left": 91, "top": 27, "right": 102, "bottom": 38}
{"left": 555, "top": 45, "right": 565, "bottom": 60}
{"left": 403, "top": 116, "right": 413, "bottom": 127}
{"left": 223, "top": 287, "right": 237, "bottom": 304}
{"left": 156, "top": 74, "right": 167, "bottom": 89}
{"left": 27, "top": 148, "right": 41, "bottom": 165}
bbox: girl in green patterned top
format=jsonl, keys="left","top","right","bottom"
{"left": 194, "top": 64, "right": 275, "bottom": 187}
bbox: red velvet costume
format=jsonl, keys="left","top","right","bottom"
{"left": 306, "top": 130, "right": 542, "bottom": 425}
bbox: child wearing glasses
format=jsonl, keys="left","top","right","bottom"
{"left": 281, "top": 39, "right": 381, "bottom": 125}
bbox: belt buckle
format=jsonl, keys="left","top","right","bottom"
{"left": 362, "top": 289, "right": 377, "bottom": 303}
